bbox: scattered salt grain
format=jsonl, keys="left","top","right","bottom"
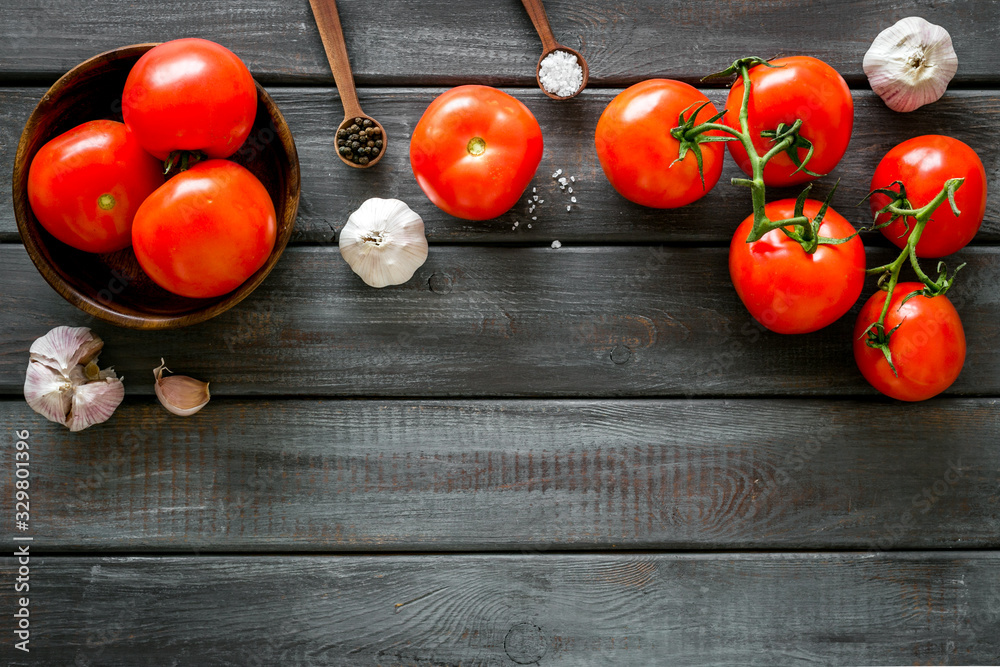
{"left": 538, "top": 199, "right": 544, "bottom": 203}
{"left": 566, "top": 205, "right": 571, "bottom": 211}
{"left": 538, "top": 50, "right": 584, "bottom": 98}
{"left": 551, "top": 240, "right": 562, "bottom": 249}
{"left": 570, "top": 176, "right": 576, "bottom": 182}
{"left": 568, "top": 187, "right": 573, "bottom": 193}
{"left": 558, "top": 177, "right": 568, "bottom": 185}
{"left": 532, "top": 216, "right": 537, "bottom": 221}
{"left": 552, "top": 169, "right": 562, "bottom": 178}
{"left": 533, "top": 195, "right": 539, "bottom": 201}
{"left": 571, "top": 196, "right": 577, "bottom": 203}
{"left": 532, "top": 187, "right": 536, "bottom": 193}
{"left": 527, "top": 224, "right": 532, "bottom": 228}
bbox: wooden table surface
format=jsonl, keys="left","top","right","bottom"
{"left": 2, "top": 1, "right": 1000, "bottom": 665}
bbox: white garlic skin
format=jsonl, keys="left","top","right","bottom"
{"left": 153, "top": 359, "right": 210, "bottom": 417}
{"left": 24, "top": 326, "right": 124, "bottom": 431}
{"left": 339, "top": 198, "right": 429, "bottom": 288}
{"left": 864, "top": 17, "right": 958, "bottom": 113}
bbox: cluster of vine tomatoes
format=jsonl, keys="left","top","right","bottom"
{"left": 27, "top": 38, "right": 276, "bottom": 299}
{"left": 406, "top": 58, "right": 986, "bottom": 402}
{"left": 592, "top": 56, "right": 986, "bottom": 401}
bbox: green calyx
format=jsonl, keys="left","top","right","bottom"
{"left": 97, "top": 193, "right": 116, "bottom": 211}
{"left": 669, "top": 101, "right": 735, "bottom": 189}
{"left": 859, "top": 177, "right": 967, "bottom": 375}
{"left": 860, "top": 319, "right": 905, "bottom": 376}
{"left": 760, "top": 121, "right": 822, "bottom": 178}
{"left": 671, "top": 56, "right": 841, "bottom": 254}
{"left": 703, "top": 56, "right": 780, "bottom": 81}
{"left": 163, "top": 150, "right": 207, "bottom": 177}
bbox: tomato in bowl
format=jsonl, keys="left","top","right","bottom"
{"left": 12, "top": 44, "right": 300, "bottom": 330}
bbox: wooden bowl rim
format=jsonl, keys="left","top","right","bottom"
{"left": 12, "top": 43, "right": 301, "bottom": 330}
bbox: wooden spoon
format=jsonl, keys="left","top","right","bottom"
{"left": 308, "top": 0, "right": 386, "bottom": 168}
{"left": 520, "top": 0, "right": 589, "bottom": 100}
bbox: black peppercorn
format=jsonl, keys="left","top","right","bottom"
{"left": 371, "top": 146, "right": 380, "bottom": 156}
{"left": 375, "top": 139, "right": 383, "bottom": 148}
{"left": 359, "top": 157, "right": 369, "bottom": 165}
{"left": 351, "top": 141, "right": 360, "bottom": 149}
{"left": 362, "top": 119, "right": 373, "bottom": 128}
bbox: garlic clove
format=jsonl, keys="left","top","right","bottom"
{"left": 154, "top": 359, "right": 210, "bottom": 416}
{"left": 28, "top": 326, "right": 104, "bottom": 376}
{"left": 66, "top": 378, "right": 125, "bottom": 432}
{"left": 863, "top": 17, "right": 958, "bottom": 113}
{"left": 339, "top": 198, "right": 429, "bottom": 288}
{"left": 24, "top": 360, "right": 71, "bottom": 426}
{"left": 24, "top": 326, "right": 124, "bottom": 431}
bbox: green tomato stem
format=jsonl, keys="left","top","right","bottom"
{"left": 687, "top": 64, "right": 816, "bottom": 249}
{"left": 863, "top": 177, "right": 966, "bottom": 335}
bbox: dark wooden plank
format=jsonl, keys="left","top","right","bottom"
{"left": 4, "top": 87, "right": 1000, "bottom": 244}
{"left": 2, "top": 553, "right": 1000, "bottom": 665}
{"left": 1, "top": 0, "right": 997, "bottom": 86}
{"left": 2, "top": 397, "right": 997, "bottom": 551}
{"left": 2, "top": 245, "right": 998, "bottom": 397}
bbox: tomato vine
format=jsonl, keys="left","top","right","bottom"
{"left": 673, "top": 56, "right": 973, "bottom": 381}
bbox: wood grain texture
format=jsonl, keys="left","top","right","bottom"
{"left": 3, "top": 87, "right": 999, "bottom": 244}
{"left": 0, "top": 0, "right": 998, "bottom": 86}
{"left": 2, "top": 398, "right": 996, "bottom": 551}
{"left": 2, "top": 553, "right": 1000, "bottom": 665}
{"left": 2, "top": 245, "right": 999, "bottom": 397}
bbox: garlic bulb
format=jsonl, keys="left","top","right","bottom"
{"left": 153, "top": 359, "right": 210, "bottom": 416}
{"left": 339, "top": 198, "right": 428, "bottom": 288}
{"left": 863, "top": 17, "right": 958, "bottom": 113}
{"left": 24, "top": 326, "right": 124, "bottom": 431}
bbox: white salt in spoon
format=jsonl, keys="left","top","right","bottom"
{"left": 520, "top": 0, "right": 589, "bottom": 99}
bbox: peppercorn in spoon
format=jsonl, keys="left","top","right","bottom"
{"left": 520, "top": 0, "right": 589, "bottom": 99}
{"left": 308, "top": 0, "right": 386, "bottom": 168}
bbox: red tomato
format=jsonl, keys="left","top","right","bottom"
{"left": 594, "top": 79, "right": 724, "bottom": 208}
{"left": 870, "top": 135, "right": 987, "bottom": 258}
{"left": 730, "top": 199, "right": 865, "bottom": 334}
{"left": 122, "top": 38, "right": 257, "bottom": 160}
{"left": 132, "top": 160, "right": 276, "bottom": 298}
{"left": 409, "top": 85, "right": 543, "bottom": 221}
{"left": 853, "top": 283, "right": 966, "bottom": 401}
{"left": 724, "top": 56, "right": 853, "bottom": 187}
{"left": 27, "top": 120, "right": 163, "bottom": 253}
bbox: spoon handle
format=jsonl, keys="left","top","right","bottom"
{"left": 308, "top": 0, "right": 365, "bottom": 119}
{"left": 520, "top": 0, "right": 559, "bottom": 54}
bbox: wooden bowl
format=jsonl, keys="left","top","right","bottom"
{"left": 12, "top": 44, "right": 301, "bottom": 330}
